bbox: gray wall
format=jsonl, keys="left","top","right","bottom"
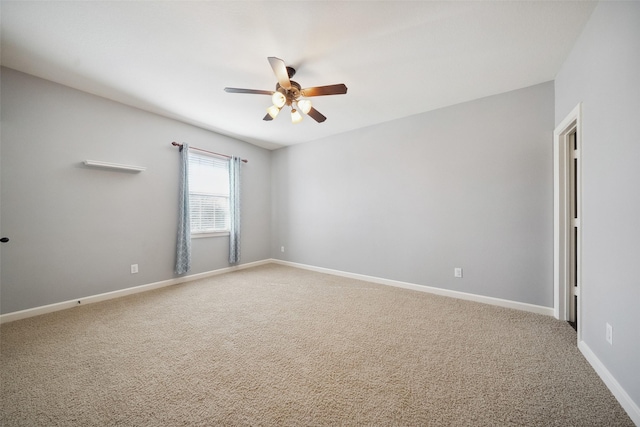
{"left": 0, "top": 68, "right": 271, "bottom": 314}
{"left": 555, "top": 1, "right": 640, "bottom": 410}
{"left": 272, "top": 81, "right": 554, "bottom": 307}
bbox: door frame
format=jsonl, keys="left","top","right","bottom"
{"left": 554, "top": 102, "right": 582, "bottom": 342}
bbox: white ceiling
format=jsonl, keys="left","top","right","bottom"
{"left": 1, "top": 1, "right": 597, "bottom": 150}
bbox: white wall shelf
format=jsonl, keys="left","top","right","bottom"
{"left": 83, "top": 160, "right": 146, "bottom": 172}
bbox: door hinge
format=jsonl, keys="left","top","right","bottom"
{"left": 572, "top": 218, "right": 581, "bottom": 228}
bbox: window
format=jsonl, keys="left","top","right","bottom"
{"left": 188, "top": 152, "right": 230, "bottom": 235}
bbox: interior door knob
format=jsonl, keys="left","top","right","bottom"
{"left": 0, "top": 237, "right": 9, "bottom": 243}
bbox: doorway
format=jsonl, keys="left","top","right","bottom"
{"left": 554, "top": 103, "right": 582, "bottom": 341}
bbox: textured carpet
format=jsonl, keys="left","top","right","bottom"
{"left": 1, "top": 264, "right": 633, "bottom": 426}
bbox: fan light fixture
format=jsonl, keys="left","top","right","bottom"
{"left": 297, "top": 99, "right": 312, "bottom": 114}
{"left": 266, "top": 105, "right": 281, "bottom": 119}
{"left": 291, "top": 106, "right": 303, "bottom": 124}
{"left": 272, "top": 91, "right": 286, "bottom": 109}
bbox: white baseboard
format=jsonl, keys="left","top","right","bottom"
{"left": 578, "top": 340, "right": 640, "bottom": 426}
{"left": 1, "top": 258, "right": 551, "bottom": 324}
{"left": 0, "top": 259, "right": 271, "bottom": 324}
{"left": 270, "top": 259, "right": 554, "bottom": 316}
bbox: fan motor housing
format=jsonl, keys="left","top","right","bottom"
{"left": 276, "top": 81, "right": 302, "bottom": 104}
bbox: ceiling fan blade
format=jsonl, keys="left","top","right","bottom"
{"left": 267, "top": 57, "right": 292, "bottom": 90}
{"left": 263, "top": 113, "right": 273, "bottom": 121}
{"left": 306, "top": 107, "right": 327, "bottom": 123}
{"left": 301, "top": 84, "right": 348, "bottom": 97}
{"left": 224, "top": 87, "right": 274, "bottom": 95}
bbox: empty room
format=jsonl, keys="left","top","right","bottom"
{"left": 1, "top": 1, "right": 638, "bottom": 425}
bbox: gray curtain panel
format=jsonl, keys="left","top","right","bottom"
{"left": 175, "top": 144, "right": 191, "bottom": 274}
{"left": 229, "top": 156, "right": 241, "bottom": 264}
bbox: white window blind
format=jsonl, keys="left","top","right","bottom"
{"left": 188, "top": 152, "right": 230, "bottom": 234}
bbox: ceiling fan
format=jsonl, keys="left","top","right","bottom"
{"left": 224, "top": 57, "right": 348, "bottom": 124}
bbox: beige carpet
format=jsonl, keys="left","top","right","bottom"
{"left": 1, "top": 264, "right": 633, "bottom": 426}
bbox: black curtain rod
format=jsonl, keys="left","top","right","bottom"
{"left": 171, "top": 142, "right": 248, "bottom": 163}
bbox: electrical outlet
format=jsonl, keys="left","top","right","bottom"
{"left": 281, "top": 246, "right": 285, "bottom": 253}
{"left": 606, "top": 323, "right": 613, "bottom": 345}
{"left": 131, "top": 264, "right": 139, "bottom": 274}
{"left": 454, "top": 267, "right": 463, "bottom": 278}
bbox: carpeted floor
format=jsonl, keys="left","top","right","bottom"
{"left": 0, "top": 264, "right": 633, "bottom": 426}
